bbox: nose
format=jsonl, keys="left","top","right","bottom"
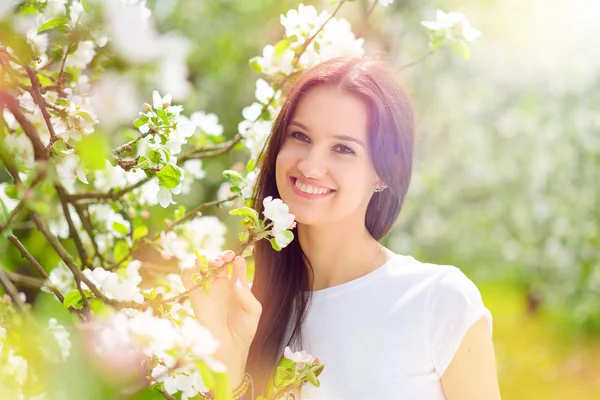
{"left": 296, "top": 147, "right": 328, "bottom": 179}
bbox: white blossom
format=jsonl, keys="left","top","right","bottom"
{"left": 263, "top": 196, "right": 295, "bottom": 248}
{"left": 45, "top": 261, "right": 75, "bottom": 294}
{"left": 166, "top": 118, "right": 196, "bottom": 155}
{"left": 421, "top": 10, "right": 481, "bottom": 42}
{"left": 4, "top": 133, "right": 35, "bottom": 171}
{"left": 241, "top": 170, "right": 258, "bottom": 199}
{"left": 160, "top": 216, "right": 226, "bottom": 269}
{"left": 284, "top": 346, "right": 316, "bottom": 364}
{"left": 56, "top": 155, "right": 88, "bottom": 193}
{"left": 190, "top": 111, "right": 224, "bottom": 136}
{"left": 153, "top": 90, "right": 172, "bottom": 109}
{"left": 378, "top": 0, "right": 394, "bottom": 6}
{"left": 82, "top": 262, "right": 143, "bottom": 303}
{"left": 47, "top": 318, "right": 71, "bottom": 361}
{"left": 0, "top": 183, "right": 20, "bottom": 214}
{"left": 65, "top": 40, "right": 96, "bottom": 69}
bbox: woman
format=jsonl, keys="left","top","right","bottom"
{"left": 182, "top": 57, "right": 501, "bottom": 399}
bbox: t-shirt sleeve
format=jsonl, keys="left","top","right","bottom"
{"left": 424, "top": 266, "right": 493, "bottom": 376}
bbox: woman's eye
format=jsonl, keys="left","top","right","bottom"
{"left": 334, "top": 144, "right": 355, "bottom": 155}
{"left": 291, "top": 131, "right": 310, "bottom": 142}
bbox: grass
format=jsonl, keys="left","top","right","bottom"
{"left": 481, "top": 282, "right": 600, "bottom": 400}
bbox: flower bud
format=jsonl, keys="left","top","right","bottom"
{"left": 142, "top": 103, "right": 152, "bottom": 111}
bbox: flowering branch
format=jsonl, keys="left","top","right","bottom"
{"left": 25, "top": 66, "right": 63, "bottom": 145}
{"left": 0, "top": 92, "right": 48, "bottom": 160}
{"left": 111, "top": 195, "right": 240, "bottom": 270}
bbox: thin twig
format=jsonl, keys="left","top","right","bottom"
{"left": 0, "top": 200, "right": 25, "bottom": 235}
{"left": 113, "top": 132, "right": 153, "bottom": 156}
{"left": 69, "top": 177, "right": 152, "bottom": 202}
{"left": 7, "top": 234, "right": 66, "bottom": 303}
{"left": 160, "top": 238, "right": 253, "bottom": 305}
{"left": 5, "top": 271, "right": 46, "bottom": 289}
{"left": 0, "top": 267, "right": 30, "bottom": 316}
{"left": 71, "top": 201, "right": 105, "bottom": 266}
{"left": 399, "top": 50, "right": 435, "bottom": 70}
{"left": 356, "top": 0, "right": 378, "bottom": 38}
{"left": 55, "top": 184, "right": 91, "bottom": 268}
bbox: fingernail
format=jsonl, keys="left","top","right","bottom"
{"left": 235, "top": 278, "right": 242, "bottom": 289}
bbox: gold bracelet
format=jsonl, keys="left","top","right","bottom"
{"left": 198, "top": 373, "right": 253, "bottom": 400}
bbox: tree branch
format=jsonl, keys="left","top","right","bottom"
{"left": 0, "top": 266, "right": 30, "bottom": 315}
{"left": 0, "top": 91, "right": 48, "bottom": 161}
{"left": 0, "top": 200, "right": 26, "bottom": 235}
{"left": 25, "top": 67, "right": 62, "bottom": 144}
{"left": 7, "top": 234, "right": 65, "bottom": 303}
{"left": 55, "top": 184, "right": 92, "bottom": 268}
{"left": 113, "top": 132, "right": 153, "bottom": 156}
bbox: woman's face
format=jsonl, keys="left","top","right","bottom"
{"left": 275, "top": 85, "right": 381, "bottom": 227}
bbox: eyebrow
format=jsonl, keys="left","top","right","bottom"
{"left": 289, "top": 121, "right": 366, "bottom": 148}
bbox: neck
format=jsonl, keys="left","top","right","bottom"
{"left": 297, "top": 219, "right": 390, "bottom": 291}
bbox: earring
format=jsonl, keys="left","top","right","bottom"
{"left": 374, "top": 185, "right": 386, "bottom": 193}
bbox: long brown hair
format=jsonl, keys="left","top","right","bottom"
{"left": 246, "top": 56, "right": 415, "bottom": 396}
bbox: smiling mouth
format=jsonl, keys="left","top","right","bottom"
{"left": 291, "top": 177, "right": 335, "bottom": 196}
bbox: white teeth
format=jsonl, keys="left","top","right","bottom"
{"left": 294, "top": 179, "right": 331, "bottom": 195}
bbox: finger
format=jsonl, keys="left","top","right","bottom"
{"left": 222, "top": 250, "right": 235, "bottom": 263}
{"left": 231, "top": 256, "right": 249, "bottom": 288}
{"left": 233, "top": 279, "right": 262, "bottom": 319}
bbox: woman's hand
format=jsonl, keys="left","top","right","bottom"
{"left": 180, "top": 250, "right": 262, "bottom": 389}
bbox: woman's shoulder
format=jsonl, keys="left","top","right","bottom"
{"left": 384, "top": 253, "right": 486, "bottom": 308}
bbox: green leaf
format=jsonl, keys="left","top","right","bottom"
{"left": 156, "top": 165, "right": 182, "bottom": 189}
{"left": 76, "top": 134, "right": 109, "bottom": 170}
{"left": 135, "top": 156, "right": 150, "bottom": 169}
{"left": 238, "top": 230, "right": 249, "bottom": 242}
{"left": 133, "top": 117, "right": 148, "bottom": 128}
{"left": 196, "top": 361, "right": 216, "bottom": 390}
{"left": 194, "top": 250, "right": 208, "bottom": 270}
{"left": 249, "top": 58, "right": 263, "bottom": 73}
{"left": 174, "top": 205, "right": 186, "bottom": 219}
{"left": 113, "top": 240, "right": 129, "bottom": 262}
{"left": 306, "top": 369, "right": 319, "bottom": 387}
{"left": 452, "top": 40, "right": 471, "bottom": 60}
{"left": 213, "top": 372, "right": 231, "bottom": 400}
{"left": 132, "top": 225, "right": 148, "bottom": 240}
{"left": 157, "top": 108, "right": 169, "bottom": 124}
{"left": 52, "top": 140, "right": 74, "bottom": 155}
{"left": 148, "top": 149, "right": 161, "bottom": 164}
{"left": 67, "top": 42, "right": 79, "bottom": 55}
{"left": 274, "top": 39, "right": 290, "bottom": 57}
{"left": 228, "top": 207, "right": 259, "bottom": 224}
{"left": 142, "top": 289, "right": 157, "bottom": 300}
{"left": 246, "top": 158, "right": 256, "bottom": 172}
{"left": 38, "top": 17, "right": 69, "bottom": 33}
{"left": 63, "top": 290, "right": 82, "bottom": 309}
{"left": 112, "top": 221, "right": 129, "bottom": 236}
{"left": 63, "top": 289, "right": 92, "bottom": 309}
{"left": 37, "top": 73, "right": 54, "bottom": 87}
{"left": 222, "top": 170, "right": 244, "bottom": 184}
{"left": 313, "top": 40, "right": 320, "bottom": 54}
{"left": 269, "top": 238, "right": 281, "bottom": 251}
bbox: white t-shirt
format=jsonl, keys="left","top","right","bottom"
{"left": 293, "top": 253, "right": 493, "bottom": 400}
